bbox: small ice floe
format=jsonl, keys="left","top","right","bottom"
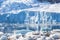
{"left": 51, "top": 29, "right": 60, "bottom": 33}
{"left": 17, "top": 36, "right": 24, "bottom": 40}
{"left": 37, "top": 38, "right": 42, "bottom": 40}
{"left": 49, "top": 33, "right": 60, "bottom": 40}
{"left": 0, "top": 32, "right": 4, "bottom": 40}
{"left": 0, "top": 32, "right": 4, "bottom": 35}
{"left": 8, "top": 32, "right": 24, "bottom": 40}
{"left": 16, "top": 33, "right": 23, "bottom": 40}
{"left": 25, "top": 31, "right": 40, "bottom": 40}
{"left": 8, "top": 34, "right": 16, "bottom": 40}
{"left": 45, "top": 37, "right": 54, "bottom": 40}
{"left": 0, "top": 32, "right": 4, "bottom": 37}
{"left": 0, "top": 33, "right": 8, "bottom": 40}
{"left": 51, "top": 29, "right": 60, "bottom": 36}
{"left": 37, "top": 36, "right": 46, "bottom": 40}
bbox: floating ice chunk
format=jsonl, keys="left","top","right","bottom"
{"left": 51, "top": 29, "right": 60, "bottom": 34}
{"left": 0, "top": 32, "right": 4, "bottom": 36}
{"left": 49, "top": 33, "right": 60, "bottom": 40}
{"left": 37, "top": 38, "right": 42, "bottom": 40}
{"left": 8, "top": 33, "right": 17, "bottom": 40}
{"left": 0, "top": 34, "right": 8, "bottom": 40}
{"left": 25, "top": 31, "right": 40, "bottom": 40}
{"left": 17, "top": 36, "right": 24, "bottom": 40}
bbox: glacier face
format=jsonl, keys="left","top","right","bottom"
{"left": 0, "top": 0, "right": 60, "bottom": 32}
{"left": 0, "top": 0, "right": 60, "bottom": 40}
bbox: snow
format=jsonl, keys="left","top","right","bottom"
{"left": 45, "top": 3, "right": 60, "bottom": 13}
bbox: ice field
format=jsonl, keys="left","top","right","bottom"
{"left": 0, "top": 0, "right": 60, "bottom": 40}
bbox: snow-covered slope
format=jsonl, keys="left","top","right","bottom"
{"left": 0, "top": 0, "right": 36, "bottom": 14}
